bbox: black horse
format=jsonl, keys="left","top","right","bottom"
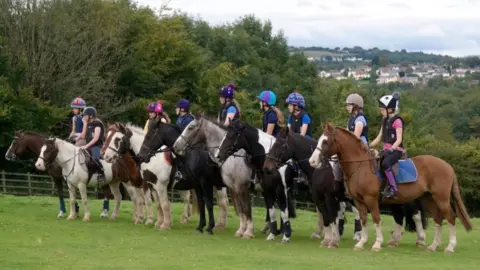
{"left": 137, "top": 117, "right": 226, "bottom": 234}
{"left": 215, "top": 119, "right": 297, "bottom": 243}
{"left": 264, "top": 127, "right": 428, "bottom": 248}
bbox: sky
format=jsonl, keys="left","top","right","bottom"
{"left": 134, "top": 0, "right": 480, "bottom": 57}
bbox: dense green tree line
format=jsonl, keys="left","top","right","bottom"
{"left": 1, "top": 0, "right": 479, "bottom": 214}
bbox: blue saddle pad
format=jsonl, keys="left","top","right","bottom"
{"left": 377, "top": 158, "right": 418, "bottom": 184}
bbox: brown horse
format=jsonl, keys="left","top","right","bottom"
{"left": 309, "top": 122, "right": 472, "bottom": 253}
{"left": 5, "top": 131, "right": 117, "bottom": 218}
{"left": 101, "top": 123, "right": 198, "bottom": 227}
{"left": 100, "top": 124, "right": 156, "bottom": 224}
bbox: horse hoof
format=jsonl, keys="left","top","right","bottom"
{"left": 371, "top": 247, "right": 382, "bottom": 252}
{"left": 145, "top": 219, "right": 154, "bottom": 225}
{"left": 215, "top": 223, "right": 225, "bottom": 230}
{"left": 266, "top": 233, "right": 275, "bottom": 241}
{"left": 66, "top": 216, "right": 75, "bottom": 221}
{"left": 353, "top": 246, "right": 364, "bottom": 251}
{"left": 242, "top": 234, "right": 254, "bottom": 240}
{"left": 159, "top": 225, "right": 170, "bottom": 230}
{"left": 427, "top": 246, "right": 436, "bottom": 252}
{"left": 196, "top": 229, "right": 203, "bottom": 234}
{"left": 328, "top": 243, "right": 339, "bottom": 248}
{"left": 281, "top": 238, "right": 291, "bottom": 244}
{"left": 207, "top": 230, "right": 214, "bottom": 235}
{"left": 181, "top": 218, "right": 189, "bottom": 224}
{"left": 416, "top": 242, "right": 426, "bottom": 248}
{"left": 387, "top": 241, "right": 399, "bottom": 248}
{"left": 444, "top": 248, "right": 454, "bottom": 253}
{"left": 82, "top": 217, "right": 90, "bottom": 222}
{"left": 311, "top": 233, "right": 321, "bottom": 240}
{"left": 235, "top": 232, "right": 244, "bottom": 238}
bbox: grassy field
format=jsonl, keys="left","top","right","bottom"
{"left": 1, "top": 194, "right": 479, "bottom": 269}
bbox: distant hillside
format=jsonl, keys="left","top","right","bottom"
{"left": 289, "top": 46, "right": 456, "bottom": 65}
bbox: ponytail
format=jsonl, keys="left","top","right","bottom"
{"left": 272, "top": 106, "right": 285, "bottom": 127}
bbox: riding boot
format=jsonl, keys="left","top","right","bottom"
{"left": 174, "top": 159, "right": 186, "bottom": 182}
{"left": 383, "top": 168, "right": 398, "bottom": 198}
{"left": 96, "top": 160, "right": 106, "bottom": 184}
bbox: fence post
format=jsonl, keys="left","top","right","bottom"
{"left": 1, "top": 171, "right": 5, "bottom": 193}
{"left": 27, "top": 173, "right": 32, "bottom": 195}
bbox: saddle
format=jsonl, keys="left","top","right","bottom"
{"left": 377, "top": 150, "right": 408, "bottom": 178}
{"left": 80, "top": 149, "right": 103, "bottom": 183}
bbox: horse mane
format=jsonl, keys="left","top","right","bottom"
{"left": 20, "top": 131, "right": 45, "bottom": 138}
{"left": 198, "top": 114, "right": 229, "bottom": 132}
{"left": 124, "top": 122, "right": 146, "bottom": 135}
{"left": 335, "top": 126, "right": 370, "bottom": 152}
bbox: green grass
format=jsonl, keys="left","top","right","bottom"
{"left": 1, "top": 194, "right": 479, "bottom": 269}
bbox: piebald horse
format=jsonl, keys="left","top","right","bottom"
{"left": 35, "top": 138, "right": 125, "bottom": 222}
{"left": 214, "top": 119, "right": 297, "bottom": 243}
{"left": 5, "top": 131, "right": 126, "bottom": 219}
{"left": 309, "top": 122, "right": 472, "bottom": 252}
{"left": 102, "top": 122, "right": 209, "bottom": 230}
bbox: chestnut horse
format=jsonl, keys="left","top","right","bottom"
{"left": 309, "top": 122, "right": 472, "bottom": 253}
{"left": 101, "top": 124, "right": 155, "bottom": 224}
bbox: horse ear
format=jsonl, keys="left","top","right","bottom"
{"left": 195, "top": 110, "right": 203, "bottom": 120}
{"left": 325, "top": 121, "right": 334, "bottom": 132}
{"left": 125, "top": 128, "right": 133, "bottom": 138}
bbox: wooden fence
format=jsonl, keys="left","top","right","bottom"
{"left": 0, "top": 170, "right": 322, "bottom": 212}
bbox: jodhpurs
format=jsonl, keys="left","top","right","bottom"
{"left": 90, "top": 146, "right": 104, "bottom": 171}
{"left": 74, "top": 133, "right": 86, "bottom": 147}
{"left": 382, "top": 150, "right": 403, "bottom": 171}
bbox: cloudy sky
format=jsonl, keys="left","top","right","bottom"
{"left": 135, "top": 0, "right": 480, "bottom": 57}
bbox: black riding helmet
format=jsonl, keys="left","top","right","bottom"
{"left": 82, "top": 106, "right": 97, "bottom": 117}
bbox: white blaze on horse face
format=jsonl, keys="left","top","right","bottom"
{"left": 35, "top": 145, "right": 47, "bottom": 171}
{"left": 173, "top": 121, "right": 196, "bottom": 156}
{"left": 309, "top": 134, "right": 327, "bottom": 168}
{"left": 104, "top": 131, "right": 122, "bottom": 162}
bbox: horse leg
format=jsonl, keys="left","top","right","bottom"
{"left": 157, "top": 185, "right": 172, "bottom": 230}
{"left": 178, "top": 190, "right": 191, "bottom": 224}
{"left": 242, "top": 186, "right": 255, "bottom": 240}
{"left": 55, "top": 178, "right": 67, "bottom": 218}
{"left": 77, "top": 182, "right": 90, "bottom": 222}
{"left": 387, "top": 204, "right": 405, "bottom": 247}
{"left": 275, "top": 182, "right": 291, "bottom": 243}
{"left": 109, "top": 181, "right": 122, "bottom": 220}
{"left": 311, "top": 207, "right": 324, "bottom": 239}
{"left": 203, "top": 182, "right": 216, "bottom": 235}
{"left": 364, "top": 196, "right": 383, "bottom": 252}
{"left": 336, "top": 201, "right": 346, "bottom": 237}
{"left": 195, "top": 186, "right": 207, "bottom": 234}
{"left": 144, "top": 188, "right": 154, "bottom": 225}
{"left": 66, "top": 183, "right": 78, "bottom": 220}
{"left": 434, "top": 197, "right": 456, "bottom": 253}
{"left": 215, "top": 187, "right": 228, "bottom": 229}
{"left": 264, "top": 187, "right": 278, "bottom": 241}
{"left": 260, "top": 197, "right": 270, "bottom": 234}
{"left": 352, "top": 205, "right": 362, "bottom": 241}
{"left": 150, "top": 187, "right": 164, "bottom": 228}
{"left": 353, "top": 200, "right": 369, "bottom": 251}
{"left": 326, "top": 194, "right": 340, "bottom": 248}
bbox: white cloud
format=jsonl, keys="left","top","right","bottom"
{"left": 134, "top": 0, "right": 480, "bottom": 57}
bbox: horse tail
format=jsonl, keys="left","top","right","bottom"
{"left": 191, "top": 189, "right": 199, "bottom": 216}
{"left": 451, "top": 173, "right": 472, "bottom": 231}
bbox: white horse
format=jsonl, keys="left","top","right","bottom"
{"left": 173, "top": 115, "right": 255, "bottom": 239}
{"left": 35, "top": 138, "right": 126, "bottom": 222}
{"left": 102, "top": 122, "right": 199, "bottom": 229}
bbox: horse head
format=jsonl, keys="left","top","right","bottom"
{"left": 309, "top": 122, "right": 340, "bottom": 168}
{"left": 102, "top": 122, "right": 132, "bottom": 163}
{"left": 215, "top": 118, "right": 248, "bottom": 164}
{"left": 35, "top": 137, "right": 58, "bottom": 171}
{"left": 173, "top": 112, "right": 206, "bottom": 156}
{"left": 264, "top": 126, "right": 292, "bottom": 173}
